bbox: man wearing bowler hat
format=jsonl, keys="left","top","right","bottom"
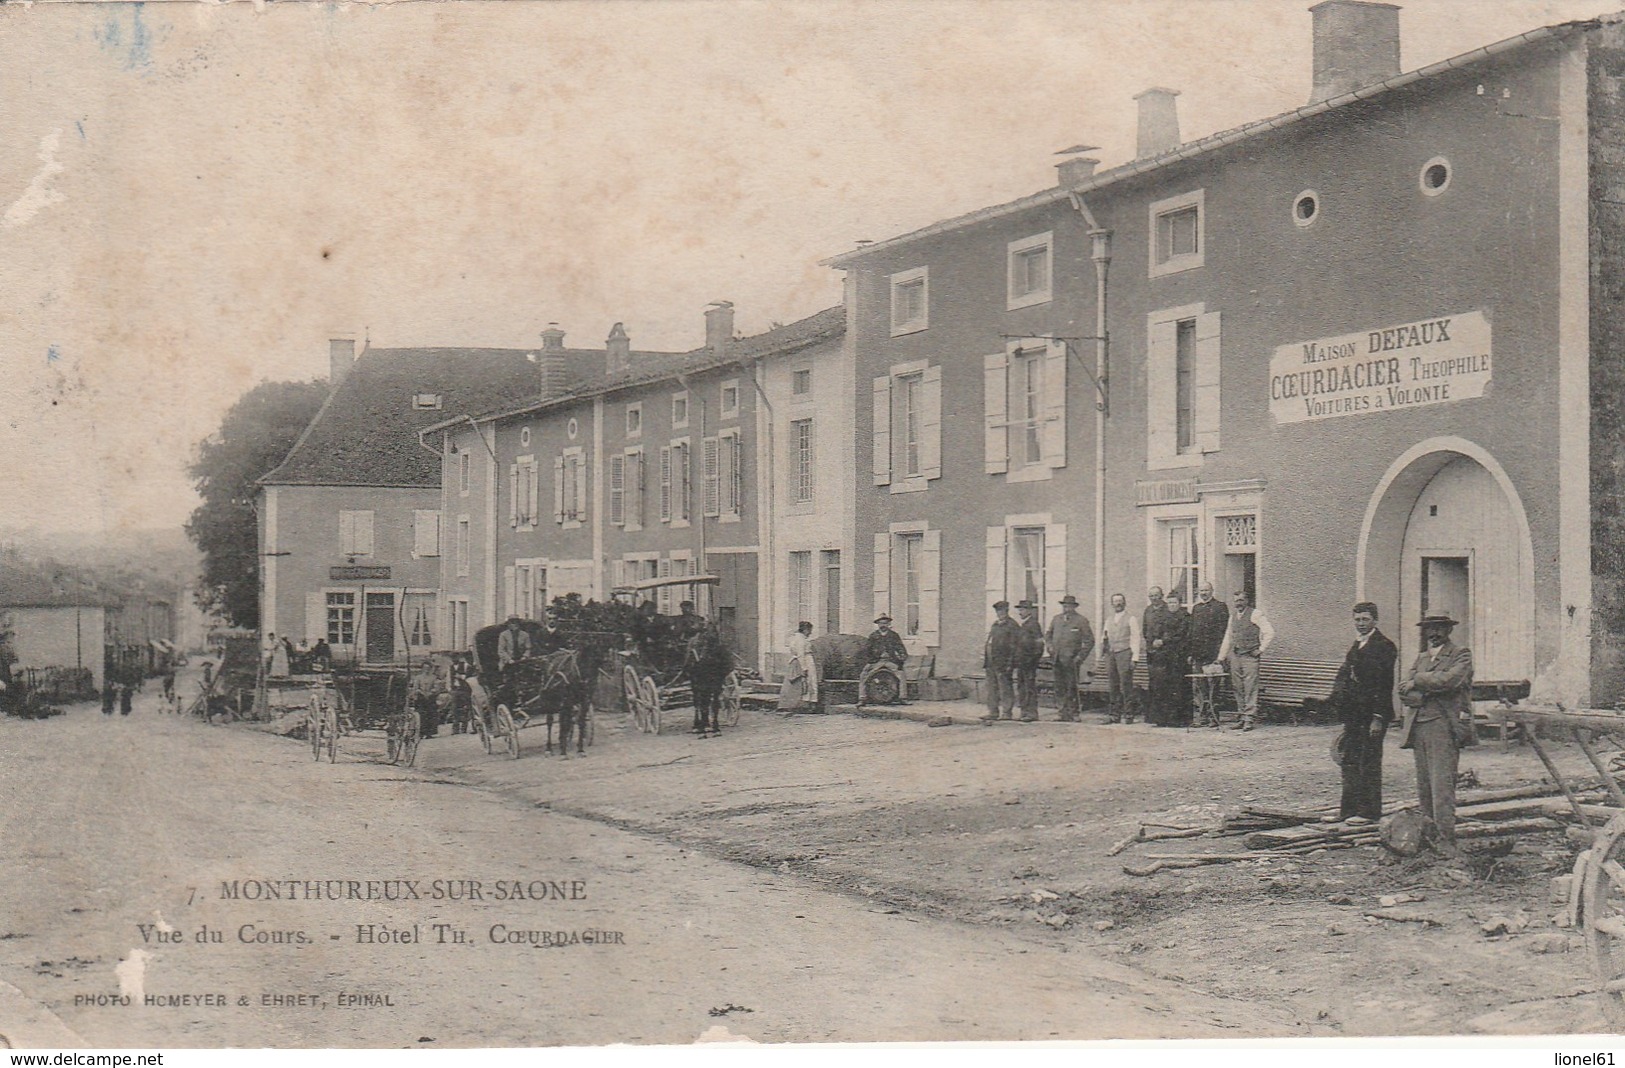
{"left": 981, "top": 601, "right": 1021, "bottom": 724}
{"left": 864, "top": 614, "right": 908, "bottom": 669}
{"left": 1013, "top": 600, "right": 1045, "bottom": 722}
{"left": 1046, "top": 595, "right": 1095, "bottom": 722}
{"left": 1398, "top": 612, "right": 1474, "bottom": 857}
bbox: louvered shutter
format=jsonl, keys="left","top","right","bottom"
{"left": 609, "top": 455, "right": 625, "bottom": 526}
{"left": 355, "top": 511, "right": 374, "bottom": 556}
{"left": 508, "top": 465, "right": 519, "bottom": 527}
{"left": 727, "top": 435, "right": 744, "bottom": 514}
{"left": 413, "top": 510, "right": 440, "bottom": 557}
{"left": 305, "top": 592, "right": 326, "bottom": 645}
{"left": 871, "top": 376, "right": 892, "bottom": 486}
{"left": 1195, "top": 310, "right": 1222, "bottom": 454}
{"left": 626, "top": 451, "right": 642, "bottom": 529}
{"left": 985, "top": 525, "right": 1008, "bottom": 627}
{"left": 1148, "top": 318, "right": 1179, "bottom": 464}
{"left": 552, "top": 456, "right": 565, "bottom": 523}
{"left": 984, "top": 352, "right": 1009, "bottom": 474}
{"left": 529, "top": 460, "right": 541, "bottom": 524}
{"left": 339, "top": 511, "right": 355, "bottom": 554}
{"left": 1046, "top": 524, "right": 1067, "bottom": 624}
{"left": 1042, "top": 339, "right": 1068, "bottom": 468}
{"left": 573, "top": 455, "right": 588, "bottom": 520}
{"left": 659, "top": 446, "right": 672, "bottom": 522}
{"left": 658, "top": 556, "right": 672, "bottom": 614}
{"left": 919, "top": 529, "right": 942, "bottom": 647}
{"left": 678, "top": 443, "right": 692, "bottom": 520}
{"left": 920, "top": 366, "right": 942, "bottom": 480}
{"left": 872, "top": 532, "right": 891, "bottom": 623}
{"left": 702, "top": 437, "right": 720, "bottom": 517}
{"left": 504, "top": 565, "right": 516, "bottom": 618}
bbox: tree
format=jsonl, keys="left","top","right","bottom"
{"left": 185, "top": 380, "right": 328, "bottom": 629}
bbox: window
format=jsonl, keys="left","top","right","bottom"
{"left": 872, "top": 362, "right": 942, "bottom": 490}
{"left": 872, "top": 526, "right": 940, "bottom": 646}
{"left": 412, "top": 393, "right": 442, "bottom": 410}
{"left": 1293, "top": 190, "right": 1319, "bottom": 227}
{"left": 1012, "top": 349, "right": 1044, "bottom": 467}
{"left": 791, "top": 368, "right": 812, "bottom": 396}
{"left": 626, "top": 403, "right": 642, "bottom": 438}
{"left": 456, "top": 516, "right": 471, "bottom": 578}
{"left": 553, "top": 449, "right": 587, "bottom": 524}
{"left": 672, "top": 391, "right": 689, "bottom": 430}
{"left": 509, "top": 456, "right": 540, "bottom": 527}
{"left": 789, "top": 551, "right": 813, "bottom": 628}
{"left": 661, "top": 440, "right": 692, "bottom": 523}
{"left": 791, "top": 418, "right": 814, "bottom": 504}
{"left": 405, "top": 593, "right": 434, "bottom": 647}
{"left": 458, "top": 451, "right": 470, "bottom": 496}
{"left": 889, "top": 266, "right": 928, "bottom": 335}
{"left": 1175, "top": 318, "right": 1196, "bottom": 453}
{"left": 822, "top": 550, "right": 842, "bottom": 636}
{"left": 986, "top": 519, "right": 1065, "bottom": 627}
{"left": 985, "top": 340, "right": 1066, "bottom": 479}
{"left": 413, "top": 510, "right": 440, "bottom": 557}
{"left": 1147, "top": 304, "right": 1220, "bottom": 469}
{"left": 1420, "top": 156, "right": 1451, "bottom": 196}
{"left": 446, "top": 598, "right": 469, "bottom": 651}
{"left": 1219, "top": 513, "right": 1259, "bottom": 607}
{"left": 1149, "top": 189, "right": 1205, "bottom": 276}
{"left": 1007, "top": 232, "right": 1053, "bottom": 309}
{"left": 721, "top": 380, "right": 740, "bottom": 419}
{"left": 895, "top": 532, "right": 924, "bottom": 638}
{"left": 326, "top": 592, "right": 356, "bottom": 646}
{"left": 1165, "top": 520, "right": 1200, "bottom": 605}
{"left": 1008, "top": 527, "right": 1046, "bottom": 610}
{"left": 339, "top": 510, "right": 374, "bottom": 556}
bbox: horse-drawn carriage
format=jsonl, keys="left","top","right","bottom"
{"left": 303, "top": 664, "right": 427, "bottom": 766}
{"left": 610, "top": 575, "right": 743, "bottom": 736}
{"left": 467, "top": 615, "right": 610, "bottom": 759}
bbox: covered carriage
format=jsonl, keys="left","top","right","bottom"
{"left": 468, "top": 617, "right": 607, "bottom": 758}
{"left": 609, "top": 574, "right": 743, "bottom": 734}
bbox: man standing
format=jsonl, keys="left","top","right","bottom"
{"left": 1188, "top": 582, "right": 1229, "bottom": 673}
{"left": 1046, "top": 595, "right": 1095, "bottom": 723}
{"left": 1398, "top": 614, "right": 1474, "bottom": 857}
{"left": 1013, "top": 601, "right": 1045, "bottom": 722}
{"left": 981, "top": 601, "right": 1020, "bottom": 724}
{"left": 1142, "top": 587, "right": 1180, "bottom": 728}
{"left": 1331, "top": 602, "right": 1399, "bottom": 821}
{"left": 1158, "top": 590, "right": 1192, "bottom": 727}
{"left": 1218, "top": 591, "right": 1274, "bottom": 732}
{"left": 1099, "top": 593, "right": 1142, "bottom": 723}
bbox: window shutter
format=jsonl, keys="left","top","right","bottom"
{"left": 552, "top": 456, "right": 565, "bottom": 523}
{"left": 919, "top": 529, "right": 942, "bottom": 647}
{"left": 703, "top": 437, "right": 720, "bottom": 517}
{"left": 984, "top": 352, "right": 1009, "bottom": 474}
{"left": 657, "top": 556, "right": 672, "bottom": 614}
{"left": 985, "top": 525, "right": 1008, "bottom": 627}
{"left": 1195, "top": 311, "right": 1222, "bottom": 454}
{"left": 1042, "top": 339, "right": 1068, "bottom": 469}
{"left": 305, "top": 592, "right": 325, "bottom": 645}
{"left": 504, "top": 565, "right": 516, "bottom": 618}
{"left": 1147, "top": 318, "right": 1179, "bottom": 465}
{"left": 529, "top": 461, "right": 541, "bottom": 524}
{"left": 1046, "top": 523, "right": 1067, "bottom": 620}
{"left": 920, "top": 365, "right": 943, "bottom": 481}
{"left": 726, "top": 435, "right": 744, "bottom": 514}
{"left": 508, "top": 464, "right": 519, "bottom": 527}
{"left": 659, "top": 446, "right": 672, "bottom": 522}
{"left": 872, "top": 532, "right": 891, "bottom": 623}
{"left": 413, "top": 510, "right": 440, "bottom": 557}
{"left": 574, "top": 456, "right": 588, "bottom": 520}
{"left": 871, "top": 376, "right": 892, "bottom": 486}
{"left": 609, "top": 455, "right": 625, "bottom": 526}
{"left": 627, "top": 451, "right": 643, "bottom": 529}
{"left": 356, "top": 511, "right": 374, "bottom": 556}
{"left": 679, "top": 443, "right": 693, "bottom": 521}
{"left": 339, "top": 511, "right": 354, "bottom": 554}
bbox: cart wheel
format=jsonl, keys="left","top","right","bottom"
{"left": 309, "top": 698, "right": 322, "bottom": 761}
{"left": 386, "top": 723, "right": 401, "bottom": 765}
{"left": 325, "top": 704, "right": 338, "bottom": 763}
{"left": 402, "top": 709, "right": 421, "bottom": 769}
{"left": 719, "top": 672, "right": 742, "bottom": 727}
{"left": 583, "top": 702, "right": 596, "bottom": 748}
{"left": 1582, "top": 812, "right": 1625, "bottom": 1026}
{"left": 496, "top": 702, "right": 520, "bottom": 759}
{"left": 622, "top": 666, "right": 643, "bottom": 725}
{"left": 640, "top": 677, "right": 661, "bottom": 735}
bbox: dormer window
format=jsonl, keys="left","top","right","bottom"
{"left": 413, "top": 393, "right": 443, "bottom": 411}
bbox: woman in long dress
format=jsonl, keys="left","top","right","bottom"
{"left": 778, "top": 621, "right": 819, "bottom": 714}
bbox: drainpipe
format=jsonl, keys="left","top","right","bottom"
{"left": 740, "top": 357, "right": 775, "bottom": 670}
{"left": 1069, "top": 193, "right": 1113, "bottom": 631}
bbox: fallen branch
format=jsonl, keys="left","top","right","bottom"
{"left": 1364, "top": 910, "right": 1442, "bottom": 928}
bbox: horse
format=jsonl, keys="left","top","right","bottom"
{"left": 685, "top": 626, "right": 734, "bottom": 736}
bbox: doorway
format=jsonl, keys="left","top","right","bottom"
{"left": 823, "top": 550, "right": 842, "bottom": 636}
{"left": 1420, "top": 555, "right": 1472, "bottom": 651}
{"left": 365, "top": 592, "right": 396, "bottom": 663}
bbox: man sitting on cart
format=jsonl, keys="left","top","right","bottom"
{"left": 859, "top": 614, "right": 909, "bottom": 705}
{"left": 534, "top": 608, "right": 569, "bottom": 655}
{"left": 497, "top": 615, "right": 532, "bottom": 708}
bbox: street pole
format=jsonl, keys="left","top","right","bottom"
{"left": 1089, "top": 228, "right": 1112, "bottom": 635}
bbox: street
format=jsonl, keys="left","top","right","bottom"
{"left": 0, "top": 681, "right": 1293, "bottom": 1048}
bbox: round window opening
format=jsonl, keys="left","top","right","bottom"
{"left": 520, "top": 427, "right": 531, "bottom": 448}
{"left": 1420, "top": 157, "right": 1451, "bottom": 196}
{"left": 567, "top": 417, "right": 580, "bottom": 440}
{"left": 1293, "top": 191, "right": 1319, "bottom": 227}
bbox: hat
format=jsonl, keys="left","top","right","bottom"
{"left": 874, "top": 614, "right": 893, "bottom": 625}
{"left": 1059, "top": 595, "right": 1079, "bottom": 606}
{"left": 506, "top": 615, "right": 522, "bottom": 625}
{"left": 1416, "top": 613, "right": 1459, "bottom": 629}
{"left": 1015, "top": 599, "right": 1036, "bottom": 610}
{"left": 992, "top": 600, "right": 1010, "bottom": 610}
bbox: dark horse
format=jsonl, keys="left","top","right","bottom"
{"left": 685, "top": 624, "right": 734, "bottom": 736}
{"left": 504, "top": 645, "right": 603, "bottom": 757}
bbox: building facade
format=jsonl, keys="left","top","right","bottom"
{"left": 831, "top": 1, "right": 1623, "bottom": 704}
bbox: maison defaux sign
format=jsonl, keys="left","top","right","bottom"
{"left": 1270, "top": 311, "right": 1491, "bottom": 424}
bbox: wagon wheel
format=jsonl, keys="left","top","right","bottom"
{"left": 401, "top": 708, "right": 422, "bottom": 768}
{"left": 1582, "top": 812, "right": 1625, "bottom": 1026}
{"left": 640, "top": 676, "right": 661, "bottom": 735}
{"left": 865, "top": 665, "right": 902, "bottom": 706}
{"left": 719, "top": 671, "right": 742, "bottom": 727}
{"left": 583, "top": 702, "right": 596, "bottom": 748}
{"left": 308, "top": 697, "right": 323, "bottom": 762}
{"left": 622, "top": 665, "right": 645, "bottom": 729}
{"left": 386, "top": 717, "right": 401, "bottom": 765}
{"left": 324, "top": 701, "right": 339, "bottom": 763}
{"left": 495, "top": 702, "right": 521, "bottom": 759}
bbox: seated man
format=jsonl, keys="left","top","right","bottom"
{"left": 859, "top": 614, "right": 909, "bottom": 705}
{"left": 496, "top": 615, "right": 532, "bottom": 709}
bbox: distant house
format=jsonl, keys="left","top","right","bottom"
{"left": 257, "top": 331, "right": 676, "bottom": 665}
{"left": 0, "top": 562, "right": 117, "bottom": 691}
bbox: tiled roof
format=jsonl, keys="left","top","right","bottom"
{"left": 0, "top": 562, "right": 121, "bottom": 608}
{"left": 259, "top": 343, "right": 669, "bottom": 487}
{"left": 444, "top": 305, "right": 846, "bottom": 428}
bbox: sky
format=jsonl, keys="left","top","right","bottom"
{"left": 0, "top": 0, "right": 1617, "bottom": 535}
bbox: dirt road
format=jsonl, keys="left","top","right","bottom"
{"left": 0, "top": 688, "right": 1294, "bottom": 1047}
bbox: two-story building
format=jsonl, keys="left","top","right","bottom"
{"left": 428, "top": 304, "right": 844, "bottom": 671}
{"left": 829, "top": 1, "right": 1625, "bottom": 705}
{"left": 257, "top": 333, "right": 607, "bottom": 664}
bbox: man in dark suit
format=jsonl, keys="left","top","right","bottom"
{"left": 1330, "top": 601, "right": 1398, "bottom": 821}
{"left": 1142, "top": 586, "right": 1182, "bottom": 727}
{"left": 1188, "top": 582, "right": 1229, "bottom": 671}
{"left": 1398, "top": 613, "right": 1474, "bottom": 857}
{"left": 1013, "top": 600, "right": 1045, "bottom": 722}
{"left": 980, "top": 601, "right": 1021, "bottom": 724}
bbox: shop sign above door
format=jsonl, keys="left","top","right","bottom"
{"left": 1270, "top": 311, "right": 1491, "bottom": 425}
{"left": 330, "top": 565, "right": 391, "bottom": 581}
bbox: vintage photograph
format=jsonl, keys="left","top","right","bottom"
{"left": 5, "top": 0, "right": 1625, "bottom": 1051}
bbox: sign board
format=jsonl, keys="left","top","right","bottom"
{"left": 1270, "top": 310, "right": 1491, "bottom": 425}
{"left": 1136, "top": 478, "right": 1199, "bottom": 506}
{"left": 330, "top": 565, "right": 392, "bottom": 581}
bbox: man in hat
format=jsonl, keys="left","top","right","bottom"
{"left": 1398, "top": 613, "right": 1474, "bottom": 857}
{"left": 497, "top": 615, "right": 531, "bottom": 671}
{"left": 1330, "top": 602, "right": 1399, "bottom": 822}
{"left": 1013, "top": 600, "right": 1045, "bottom": 722}
{"left": 1046, "top": 595, "right": 1095, "bottom": 722}
{"left": 864, "top": 614, "right": 908, "bottom": 669}
{"left": 1142, "top": 587, "right": 1182, "bottom": 727}
{"left": 981, "top": 601, "right": 1021, "bottom": 724}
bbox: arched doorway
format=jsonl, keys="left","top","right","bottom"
{"left": 1357, "top": 438, "right": 1534, "bottom": 680}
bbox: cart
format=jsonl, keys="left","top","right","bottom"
{"left": 470, "top": 619, "right": 607, "bottom": 759}
{"left": 299, "top": 666, "right": 422, "bottom": 766}
{"left": 609, "top": 575, "right": 742, "bottom": 734}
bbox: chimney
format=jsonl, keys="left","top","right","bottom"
{"left": 1133, "top": 88, "right": 1181, "bottom": 159}
{"left": 539, "top": 323, "right": 570, "bottom": 396}
{"left": 328, "top": 336, "right": 356, "bottom": 388}
{"left": 704, "top": 301, "right": 734, "bottom": 357}
{"left": 606, "top": 322, "right": 631, "bottom": 377}
{"left": 1309, "top": 1, "right": 1401, "bottom": 104}
{"left": 1056, "top": 156, "right": 1099, "bottom": 187}
{"left": 540, "top": 322, "right": 566, "bottom": 350}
